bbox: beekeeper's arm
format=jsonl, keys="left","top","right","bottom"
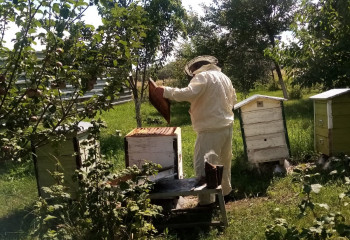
{"left": 162, "top": 75, "right": 207, "bottom": 102}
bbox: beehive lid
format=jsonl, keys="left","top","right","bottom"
{"left": 126, "top": 127, "right": 177, "bottom": 137}
{"left": 234, "top": 94, "right": 286, "bottom": 110}
{"left": 309, "top": 88, "right": 350, "bottom": 100}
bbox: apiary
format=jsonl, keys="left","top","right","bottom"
{"left": 310, "top": 89, "right": 350, "bottom": 156}
{"left": 234, "top": 95, "right": 290, "bottom": 165}
{"left": 125, "top": 127, "right": 183, "bottom": 180}
{"left": 32, "top": 122, "right": 97, "bottom": 198}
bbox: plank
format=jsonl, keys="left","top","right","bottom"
{"left": 247, "top": 146, "right": 289, "bottom": 163}
{"left": 126, "top": 136, "right": 175, "bottom": 153}
{"left": 243, "top": 120, "right": 285, "bottom": 137}
{"left": 241, "top": 98, "right": 281, "bottom": 112}
{"left": 314, "top": 101, "right": 328, "bottom": 115}
{"left": 332, "top": 102, "right": 350, "bottom": 116}
{"left": 128, "top": 152, "right": 175, "bottom": 168}
{"left": 333, "top": 116, "right": 350, "bottom": 128}
{"left": 246, "top": 132, "right": 286, "bottom": 151}
{"left": 315, "top": 134, "right": 330, "bottom": 156}
{"left": 241, "top": 107, "right": 282, "bottom": 125}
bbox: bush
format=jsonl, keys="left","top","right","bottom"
{"left": 288, "top": 85, "right": 303, "bottom": 100}
{"left": 31, "top": 122, "right": 162, "bottom": 239}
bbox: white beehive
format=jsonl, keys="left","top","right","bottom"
{"left": 234, "top": 95, "right": 290, "bottom": 165}
{"left": 125, "top": 127, "right": 183, "bottom": 180}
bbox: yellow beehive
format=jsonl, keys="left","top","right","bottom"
{"left": 32, "top": 122, "right": 96, "bottom": 198}
{"left": 310, "top": 89, "right": 350, "bottom": 156}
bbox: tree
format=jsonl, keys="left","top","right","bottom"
{"left": 277, "top": 0, "right": 350, "bottom": 89}
{"left": 176, "top": 13, "right": 270, "bottom": 96}
{"left": 0, "top": 0, "right": 145, "bottom": 161}
{"left": 204, "top": 0, "right": 297, "bottom": 98}
{"left": 110, "top": 0, "right": 186, "bottom": 127}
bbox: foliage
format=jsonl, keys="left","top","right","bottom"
{"left": 288, "top": 85, "right": 303, "bottom": 100}
{"left": 0, "top": 0, "right": 145, "bottom": 161}
{"left": 31, "top": 120, "right": 162, "bottom": 239}
{"left": 183, "top": 0, "right": 297, "bottom": 97}
{"left": 98, "top": 0, "right": 187, "bottom": 127}
{"left": 277, "top": 0, "right": 350, "bottom": 90}
{"left": 265, "top": 156, "right": 350, "bottom": 239}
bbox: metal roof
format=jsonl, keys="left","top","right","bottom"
{"left": 234, "top": 94, "right": 286, "bottom": 110}
{"left": 309, "top": 88, "right": 350, "bottom": 100}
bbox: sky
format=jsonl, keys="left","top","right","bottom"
{"left": 3, "top": 0, "right": 213, "bottom": 50}
{"left": 3, "top": 0, "right": 293, "bottom": 50}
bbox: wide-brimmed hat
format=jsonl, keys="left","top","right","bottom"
{"left": 184, "top": 55, "right": 218, "bottom": 77}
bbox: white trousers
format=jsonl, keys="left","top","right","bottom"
{"left": 194, "top": 125, "right": 233, "bottom": 205}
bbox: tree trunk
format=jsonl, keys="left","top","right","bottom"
{"left": 134, "top": 97, "right": 142, "bottom": 128}
{"left": 274, "top": 61, "right": 288, "bottom": 99}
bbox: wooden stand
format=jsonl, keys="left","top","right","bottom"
{"left": 149, "top": 178, "right": 228, "bottom": 228}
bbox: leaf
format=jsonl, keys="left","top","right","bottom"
{"left": 329, "top": 170, "right": 337, "bottom": 175}
{"left": 53, "top": 3, "right": 60, "bottom": 14}
{"left": 311, "top": 184, "right": 322, "bottom": 194}
{"left": 44, "top": 215, "right": 57, "bottom": 222}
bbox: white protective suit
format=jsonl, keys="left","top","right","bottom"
{"left": 163, "top": 64, "right": 237, "bottom": 205}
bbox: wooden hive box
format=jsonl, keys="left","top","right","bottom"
{"left": 310, "top": 89, "right": 350, "bottom": 156}
{"left": 125, "top": 127, "right": 183, "bottom": 180}
{"left": 32, "top": 122, "right": 97, "bottom": 198}
{"left": 234, "top": 95, "right": 290, "bottom": 165}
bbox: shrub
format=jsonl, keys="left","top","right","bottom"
{"left": 288, "top": 85, "right": 303, "bottom": 100}
{"left": 31, "top": 121, "right": 162, "bottom": 239}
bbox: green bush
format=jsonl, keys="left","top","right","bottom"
{"left": 31, "top": 121, "right": 162, "bottom": 239}
{"left": 288, "top": 85, "right": 303, "bottom": 100}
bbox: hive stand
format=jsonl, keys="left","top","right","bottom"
{"left": 149, "top": 178, "right": 228, "bottom": 228}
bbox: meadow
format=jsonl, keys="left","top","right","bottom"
{"left": 1, "top": 88, "right": 350, "bottom": 239}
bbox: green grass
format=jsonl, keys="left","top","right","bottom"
{"left": 3, "top": 88, "right": 350, "bottom": 239}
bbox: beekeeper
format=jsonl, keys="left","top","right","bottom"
{"left": 158, "top": 55, "right": 237, "bottom": 206}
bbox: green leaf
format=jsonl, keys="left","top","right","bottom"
{"left": 53, "top": 3, "right": 60, "bottom": 14}
{"left": 43, "top": 215, "right": 57, "bottom": 222}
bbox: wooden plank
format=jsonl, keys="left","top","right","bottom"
{"left": 314, "top": 113, "right": 328, "bottom": 129}
{"left": 315, "top": 134, "right": 330, "bottom": 156}
{"left": 35, "top": 139, "right": 75, "bottom": 157}
{"left": 128, "top": 152, "right": 175, "bottom": 168}
{"left": 243, "top": 120, "right": 285, "bottom": 137}
{"left": 332, "top": 93, "right": 350, "bottom": 103}
{"left": 246, "top": 132, "right": 286, "bottom": 151}
{"left": 315, "top": 126, "right": 329, "bottom": 138}
{"left": 314, "top": 101, "right": 328, "bottom": 115}
{"left": 247, "top": 146, "right": 289, "bottom": 163}
{"left": 241, "top": 107, "right": 282, "bottom": 125}
{"left": 241, "top": 98, "right": 281, "bottom": 113}
{"left": 333, "top": 116, "right": 350, "bottom": 128}
{"left": 127, "top": 136, "right": 175, "bottom": 153}
{"left": 332, "top": 102, "right": 350, "bottom": 116}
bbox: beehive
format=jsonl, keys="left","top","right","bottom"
{"left": 125, "top": 127, "right": 183, "bottom": 180}
{"left": 234, "top": 95, "right": 290, "bottom": 165}
{"left": 310, "top": 89, "right": 350, "bottom": 156}
{"left": 32, "top": 122, "right": 96, "bottom": 198}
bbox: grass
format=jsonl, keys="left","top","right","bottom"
{"left": 2, "top": 88, "right": 350, "bottom": 239}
